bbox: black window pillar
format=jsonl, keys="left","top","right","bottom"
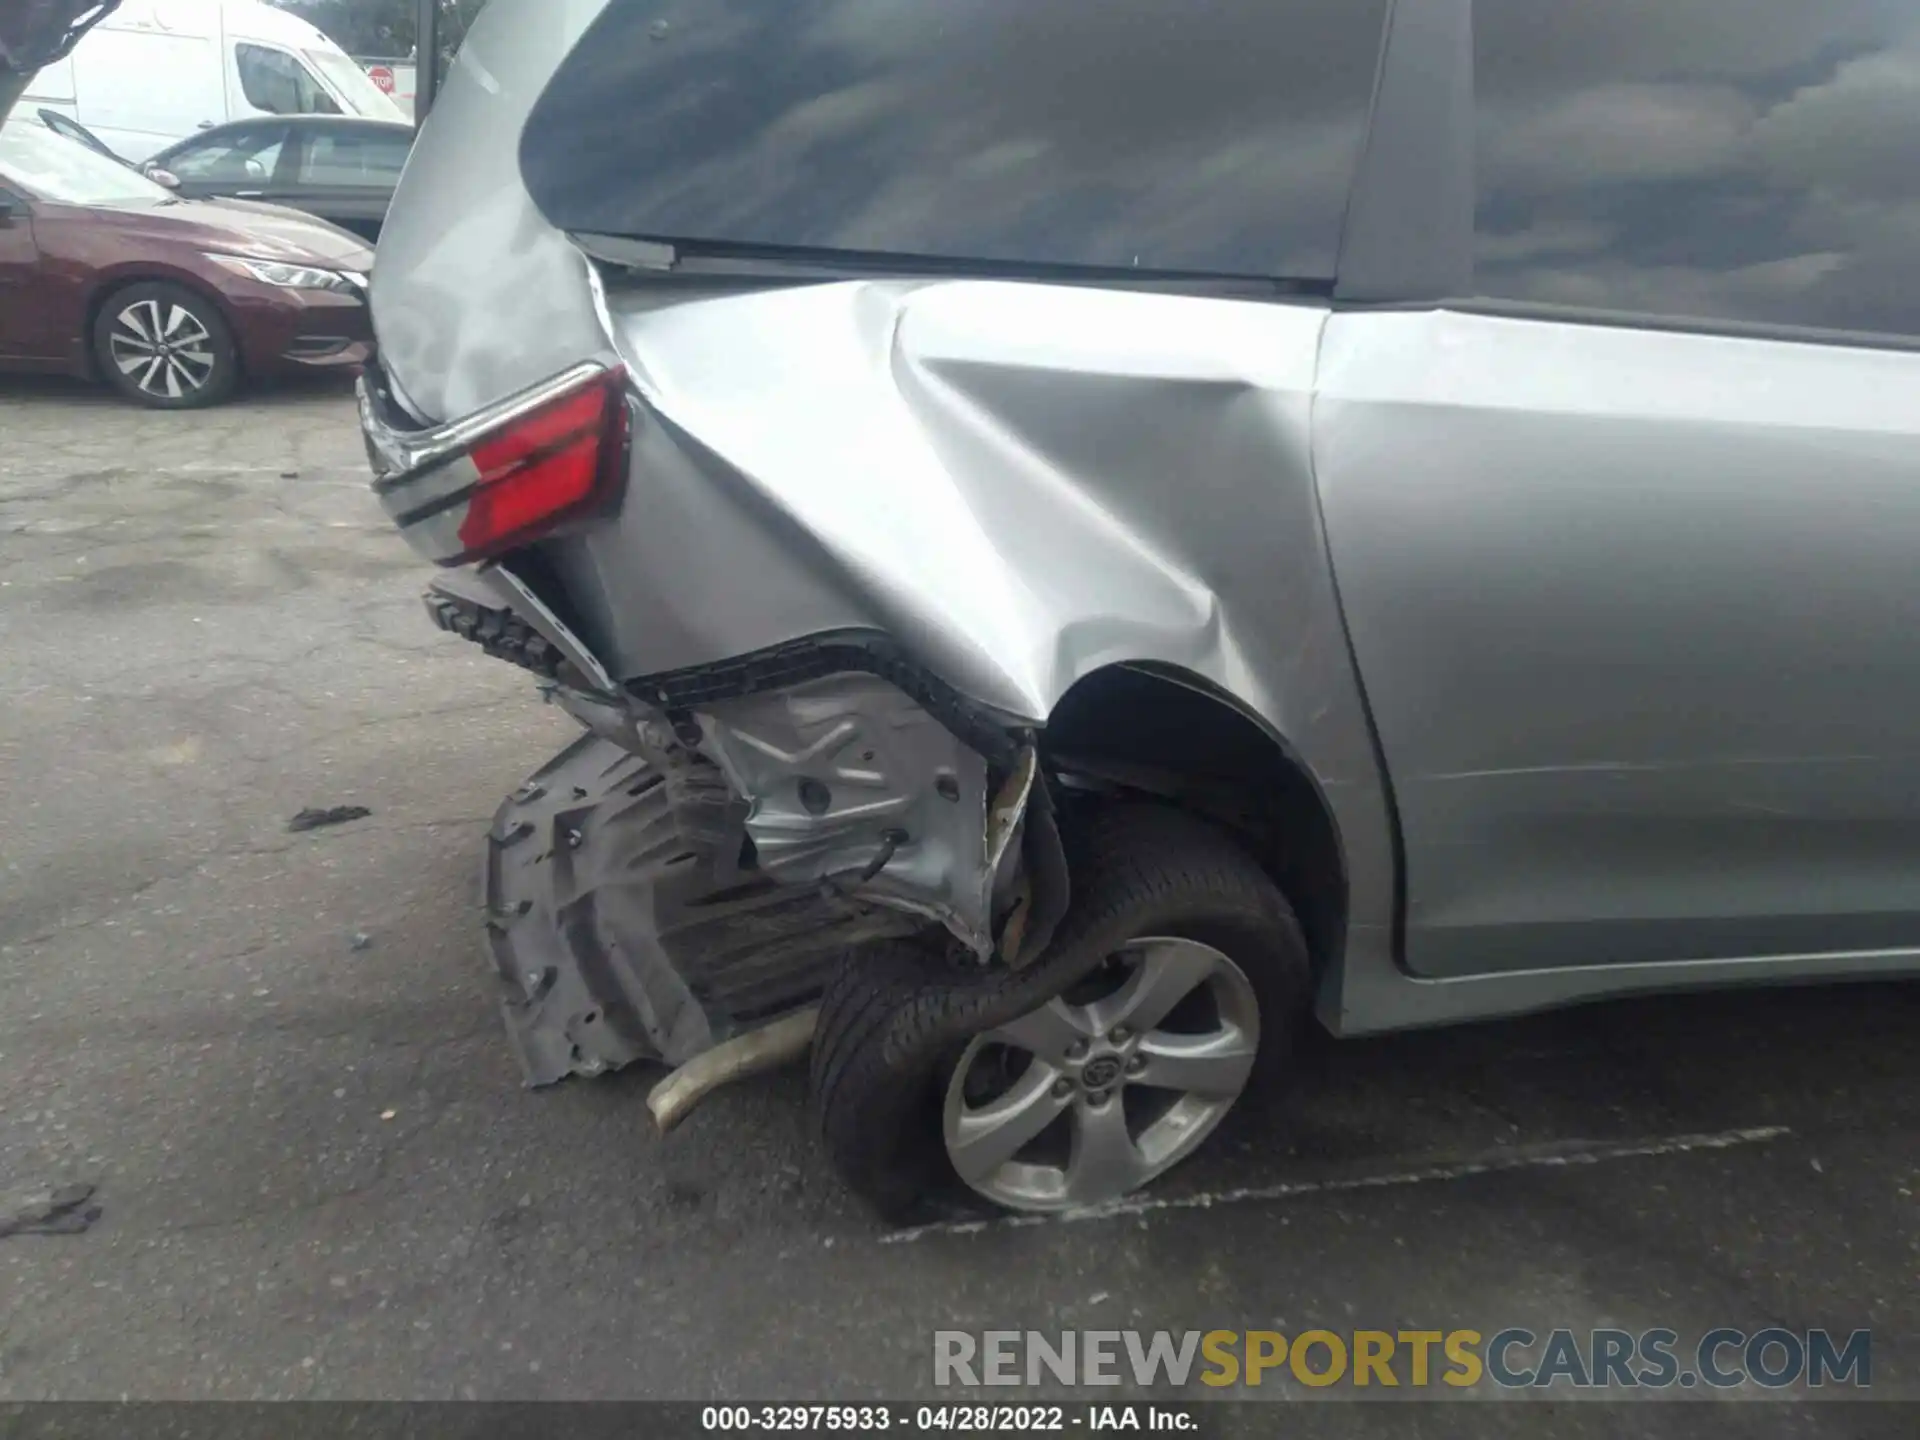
{"left": 414, "top": 0, "right": 440, "bottom": 126}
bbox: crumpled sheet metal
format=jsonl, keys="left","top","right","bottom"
{"left": 604, "top": 278, "right": 1400, "bottom": 963}
{"left": 695, "top": 673, "right": 994, "bottom": 952}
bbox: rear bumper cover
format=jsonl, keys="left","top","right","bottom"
{"left": 424, "top": 572, "right": 1046, "bottom": 1084}
{"left": 485, "top": 731, "right": 925, "bottom": 1082}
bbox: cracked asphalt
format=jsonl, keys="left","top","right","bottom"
{"left": 1, "top": 376, "right": 1916, "bottom": 1435}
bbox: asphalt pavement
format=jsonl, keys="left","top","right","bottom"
{"left": 0, "top": 376, "right": 1915, "bottom": 1436}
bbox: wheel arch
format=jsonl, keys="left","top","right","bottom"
{"left": 82, "top": 270, "right": 244, "bottom": 383}
{"left": 1040, "top": 662, "right": 1348, "bottom": 980}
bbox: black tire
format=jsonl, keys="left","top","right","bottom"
{"left": 810, "top": 937, "right": 970, "bottom": 1220}
{"left": 809, "top": 804, "right": 1313, "bottom": 1220}
{"left": 91, "top": 281, "right": 239, "bottom": 409}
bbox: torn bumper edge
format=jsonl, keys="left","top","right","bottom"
{"left": 442, "top": 571, "right": 1056, "bottom": 1087}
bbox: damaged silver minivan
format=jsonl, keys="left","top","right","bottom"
{"left": 357, "top": 0, "right": 1920, "bottom": 1216}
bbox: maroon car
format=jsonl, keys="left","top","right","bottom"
{"left": 0, "top": 119, "right": 373, "bottom": 408}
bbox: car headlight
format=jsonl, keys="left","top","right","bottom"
{"left": 205, "top": 253, "right": 356, "bottom": 293}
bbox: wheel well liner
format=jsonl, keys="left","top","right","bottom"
{"left": 1040, "top": 664, "right": 1347, "bottom": 976}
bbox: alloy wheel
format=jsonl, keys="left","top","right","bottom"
{"left": 941, "top": 936, "right": 1261, "bottom": 1212}
{"left": 109, "top": 298, "right": 216, "bottom": 401}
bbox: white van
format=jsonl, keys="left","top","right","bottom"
{"left": 25, "top": 0, "right": 407, "bottom": 162}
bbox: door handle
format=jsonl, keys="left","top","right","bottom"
{"left": 236, "top": 190, "right": 264, "bottom": 198}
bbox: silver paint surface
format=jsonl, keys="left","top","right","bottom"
{"left": 368, "top": 0, "right": 615, "bottom": 423}
{"left": 481, "top": 562, "right": 617, "bottom": 698}
{"left": 1317, "top": 308, "right": 1920, "bottom": 980}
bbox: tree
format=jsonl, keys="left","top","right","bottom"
{"left": 270, "top": 0, "right": 488, "bottom": 66}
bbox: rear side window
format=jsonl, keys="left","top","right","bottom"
{"left": 520, "top": 0, "right": 1390, "bottom": 279}
{"left": 238, "top": 43, "right": 342, "bottom": 117}
{"left": 1474, "top": 0, "right": 1920, "bottom": 339}
{"left": 298, "top": 128, "right": 410, "bottom": 185}
{"left": 366, "top": 133, "right": 412, "bottom": 180}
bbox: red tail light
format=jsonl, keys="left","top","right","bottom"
{"left": 453, "top": 365, "right": 629, "bottom": 562}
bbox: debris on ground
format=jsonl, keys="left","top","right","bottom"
{"left": 0, "top": 1184, "right": 102, "bottom": 1239}
{"left": 350, "top": 931, "right": 374, "bottom": 951}
{"left": 288, "top": 805, "right": 373, "bottom": 833}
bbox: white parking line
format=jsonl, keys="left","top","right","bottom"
{"left": 877, "top": 1125, "right": 1792, "bottom": 1244}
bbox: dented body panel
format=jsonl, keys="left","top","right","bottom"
{"left": 364, "top": 0, "right": 1920, "bottom": 1082}
{"left": 585, "top": 277, "right": 1399, "bottom": 1026}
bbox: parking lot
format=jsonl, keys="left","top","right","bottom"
{"left": 1, "top": 379, "right": 1916, "bottom": 1432}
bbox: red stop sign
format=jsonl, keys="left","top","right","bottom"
{"left": 368, "top": 65, "right": 395, "bottom": 93}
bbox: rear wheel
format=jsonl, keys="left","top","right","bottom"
{"left": 810, "top": 805, "right": 1312, "bottom": 1218}
{"left": 92, "top": 281, "right": 237, "bottom": 409}
{"left": 942, "top": 935, "right": 1264, "bottom": 1212}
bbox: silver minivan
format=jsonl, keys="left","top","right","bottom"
{"left": 355, "top": 0, "right": 1920, "bottom": 1216}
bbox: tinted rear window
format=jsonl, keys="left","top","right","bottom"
{"left": 520, "top": 0, "right": 1389, "bottom": 278}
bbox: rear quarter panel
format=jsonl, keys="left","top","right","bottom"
{"left": 587, "top": 277, "right": 1403, "bottom": 1026}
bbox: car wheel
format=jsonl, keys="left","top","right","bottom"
{"left": 92, "top": 282, "right": 238, "bottom": 409}
{"left": 809, "top": 805, "right": 1312, "bottom": 1218}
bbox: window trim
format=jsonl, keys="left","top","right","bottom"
{"left": 1366, "top": 296, "right": 1920, "bottom": 357}
{"left": 1334, "top": 0, "right": 1473, "bottom": 303}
